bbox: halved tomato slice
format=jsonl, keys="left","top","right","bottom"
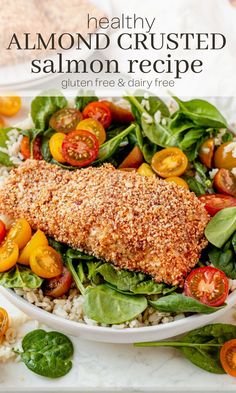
{"left": 151, "top": 147, "right": 188, "bottom": 178}
{"left": 6, "top": 218, "right": 32, "bottom": 249}
{"left": 199, "top": 194, "right": 236, "bottom": 216}
{"left": 0, "top": 307, "right": 9, "bottom": 338}
{"left": 49, "top": 108, "right": 82, "bottom": 133}
{"left": 83, "top": 102, "right": 112, "bottom": 128}
{"left": 42, "top": 267, "right": 73, "bottom": 298}
{"left": 119, "top": 146, "right": 143, "bottom": 169}
{"left": 20, "top": 136, "right": 43, "bottom": 160}
{"left": 101, "top": 101, "right": 135, "bottom": 124}
{"left": 213, "top": 169, "right": 236, "bottom": 197}
{"left": 137, "top": 163, "right": 156, "bottom": 177}
{"left": 214, "top": 142, "right": 236, "bottom": 170}
{"left": 30, "top": 245, "right": 63, "bottom": 279}
{"left": 184, "top": 266, "right": 229, "bottom": 307}
{"left": 199, "top": 138, "right": 214, "bottom": 169}
{"left": 0, "top": 220, "right": 6, "bottom": 244}
{"left": 165, "top": 176, "right": 189, "bottom": 189}
{"left": 49, "top": 133, "right": 66, "bottom": 163}
{"left": 0, "top": 241, "right": 19, "bottom": 272}
{"left": 76, "top": 118, "right": 106, "bottom": 145}
{"left": 220, "top": 339, "right": 236, "bottom": 377}
{"left": 0, "top": 96, "right": 21, "bottom": 116}
{"left": 62, "top": 130, "right": 99, "bottom": 167}
{"left": 18, "top": 230, "right": 48, "bottom": 266}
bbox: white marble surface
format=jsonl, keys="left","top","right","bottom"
{"left": 1, "top": 294, "right": 236, "bottom": 392}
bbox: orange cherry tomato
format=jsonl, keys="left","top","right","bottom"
{"left": 20, "top": 136, "right": 42, "bottom": 160}
{"left": 213, "top": 169, "right": 236, "bottom": 197}
{"left": 18, "top": 230, "right": 48, "bottom": 266}
{"left": 165, "top": 176, "right": 189, "bottom": 189}
{"left": 30, "top": 245, "right": 63, "bottom": 278}
{"left": 62, "top": 130, "right": 99, "bottom": 167}
{"left": 137, "top": 163, "right": 156, "bottom": 177}
{"left": 0, "top": 220, "right": 6, "bottom": 244}
{"left": 220, "top": 339, "right": 236, "bottom": 377}
{"left": 49, "top": 133, "right": 66, "bottom": 163}
{"left": 0, "top": 241, "right": 19, "bottom": 272}
{"left": 199, "top": 138, "right": 215, "bottom": 169}
{"left": 199, "top": 194, "right": 236, "bottom": 216}
{"left": 101, "top": 101, "right": 135, "bottom": 124}
{"left": 6, "top": 218, "right": 32, "bottom": 249}
{"left": 0, "top": 96, "right": 21, "bottom": 116}
{"left": 0, "top": 307, "right": 9, "bottom": 338}
{"left": 43, "top": 267, "right": 73, "bottom": 298}
{"left": 83, "top": 102, "right": 112, "bottom": 128}
{"left": 0, "top": 116, "right": 5, "bottom": 128}
{"left": 119, "top": 146, "right": 143, "bottom": 169}
{"left": 214, "top": 142, "right": 236, "bottom": 170}
{"left": 151, "top": 147, "right": 188, "bottom": 178}
{"left": 49, "top": 108, "right": 82, "bottom": 133}
{"left": 76, "top": 118, "right": 106, "bottom": 145}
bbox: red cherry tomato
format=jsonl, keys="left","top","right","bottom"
{"left": 101, "top": 101, "right": 135, "bottom": 124}
{"left": 199, "top": 194, "right": 236, "bottom": 216}
{"left": 62, "top": 130, "right": 99, "bottom": 167}
{"left": 184, "top": 266, "right": 229, "bottom": 307}
{"left": 49, "top": 108, "right": 82, "bottom": 133}
{"left": 213, "top": 168, "right": 236, "bottom": 197}
{"left": 83, "top": 102, "right": 112, "bottom": 128}
{"left": 20, "top": 136, "right": 42, "bottom": 160}
{"left": 42, "top": 267, "right": 73, "bottom": 298}
{"left": 0, "top": 220, "right": 6, "bottom": 244}
{"left": 119, "top": 146, "right": 143, "bottom": 169}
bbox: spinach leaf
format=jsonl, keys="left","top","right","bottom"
{"left": 31, "top": 94, "right": 67, "bottom": 130}
{"left": 141, "top": 113, "right": 173, "bottom": 148}
{"left": 48, "top": 238, "right": 67, "bottom": 254}
{"left": 66, "top": 248, "right": 94, "bottom": 260}
{"left": 125, "top": 93, "right": 169, "bottom": 124}
{"left": 96, "top": 263, "right": 145, "bottom": 291}
{"left": 86, "top": 261, "right": 103, "bottom": 283}
{"left": 94, "top": 124, "right": 136, "bottom": 164}
{"left": 208, "top": 231, "right": 236, "bottom": 278}
{"left": 169, "top": 112, "right": 196, "bottom": 135}
{"left": 83, "top": 284, "right": 147, "bottom": 324}
{"left": 178, "top": 129, "right": 206, "bottom": 150}
{"left": 75, "top": 91, "right": 98, "bottom": 111}
{"left": 135, "top": 324, "right": 236, "bottom": 374}
{"left": 0, "top": 265, "right": 43, "bottom": 289}
{"left": 135, "top": 124, "right": 158, "bottom": 163}
{"left": 173, "top": 97, "right": 227, "bottom": 128}
{"left": 149, "top": 293, "right": 224, "bottom": 314}
{"left": 205, "top": 207, "right": 236, "bottom": 248}
{"left": 40, "top": 129, "right": 55, "bottom": 162}
{"left": 0, "top": 127, "right": 21, "bottom": 166}
{"left": 66, "top": 257, "right": 85, "bottom": 295}
{"left": 184, "top": 176, "right": 206, "bottom": 196}
{"left": 130, "top": 280, "right": 165, "bottom": 295}
{"left": 20, "top": 329, "right": 73, "bottom": 378}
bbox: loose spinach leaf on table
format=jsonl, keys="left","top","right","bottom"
{"left": 84, "top": 284, "right": 147, "bottom": 324}
{"left": 149, "top": 293, "right": 224, "bottom": 314}
{"left": 31, "top": 93, "right": 67, "bottom": 130}
{"left": 19, "top": 329, "right": 74, "bottom": 378}
{"left": 0, "top": 265, "right": 43, "bottom": 289}
{"left": 205, "top": 207, "right": 236, "bottom": 248}
{"left": 135, "top": 324, "right": 236, "bottom": 374}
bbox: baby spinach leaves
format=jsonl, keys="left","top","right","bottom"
{"left": 205, "top": 207, "right": 236, "bottom": 248}
{"left": 135, "top": 323, "right": 236, "bottom": 374}
{"left": 0, "top": 265, "right": 43, "bottom": 289}
{"left": 31, "top": 93, "right": 67, "bottom": 130}
{"left": 75, "top": 90, "right": 98, "bottom": 111}
{"left": 19, "top": 329, "right": 74, "bottom": 378}
{"left": 96, "top": 263, "right": 146, "bottom": 291}
{"left": 208, "top": 232, "right": 236, "bottom": 279}
{"left": 84, "top": 284, "right": 147, "bottom": 324}
{"left": 149, "top": 293, "right": 224, "bottom": 314}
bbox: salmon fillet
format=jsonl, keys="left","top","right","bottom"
{"left": 0, "top": 160, "right": 209, "bottom": 285}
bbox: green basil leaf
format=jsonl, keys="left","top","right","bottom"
{"left": 0, "top": 265, "right": 43, "bottom": 289}
{"left": 31, "top": 93, "right": 67, "bottom": 130}
{"left": 205, "top": 207, "right": 236, "bottom": 248}
{"left": 83, "top": 284, "right": 147, "bottom": 324}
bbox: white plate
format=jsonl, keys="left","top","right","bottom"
{"left": 0, "top": 0, "right": 113, "bottom": 89}
{"left": 1, "top": 287, "right": 236, "bottom": 344}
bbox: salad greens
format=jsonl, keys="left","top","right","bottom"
{"left": 31, "top": 94, "right": 67, "bottom": 130}
{"left": 75, "top": 90, "right": 98, "bottom": 111}
{"left": 205, "top": 207, "right": 236, "bottom": 248}
{"left": 208, "top": 232, "right": 236, "bottom": 279}
{"left": 135, "top": 324, "right": 236, "bottom": 374}
{"left": 0, "top": 265, "right": 43, "bottom": 288}
{"left": 19, "top": 329, "right": 73, "bottom": 378}
{"left": 0, "top": 127, "right": 21, "bottom": 167}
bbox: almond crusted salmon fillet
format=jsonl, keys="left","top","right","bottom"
{"left": 0, "top": 160, "right": 209, "bottom": 285}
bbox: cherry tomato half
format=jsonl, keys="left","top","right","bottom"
{"left": 137, "top": 163, "right": 156, "bottom": 177}
{"left": 18, "top": 230, "right": 48, "bottom": 266}
{"left": 220, "top": 339, "right": 236, "bottom": 377}
{"left": 20, "top": 136, "right": 42, "bottom": 160}
{"left": 0, "top": 241, "right": 19, "bottom": 272}
{"left": 0, "top": 307, "right": 9, "bottom": 338}
{"left": 165, "top": 176, "right": 189, "bottom": 190}
{"left": 49, "top": 108, "right": 82, "bottom": 133}
{"left": 42, "top": 267, "right": 73, "bottom": 298}
{"left": 214, "top": 142, "right": 236, "bottom": 170}
{"left": 213, "top": 169, "right": 236, "bottom": 197}
{"left": 6, "top": 218, "right": 32, "bottom": 250}
{"left": 83, "top": 102, "right": 112, "bottom": 129}
{"left": 184, "top": 266, "right": 229, "bottom": 307}
{"left": 101, "top": 101, "right": 135, "bottom": 124}
{"left": 199, "top": 194, "right": 236, "bottom": 216}
{"left": 30, "top": 245, "right": 63, "bottom": 279}
{"left": 119, "top": 146, "right": 143, "bottom": 169}
{"left": 199, "top": 138, "right": 215, "bottom": 169}
{"left": 76, "top": 118, "right": 106, "bottom": 145}
{"left": 62, "top": 130, "right": 99, "bottom": 167}
{"left": 151, "top": 147, "right": 188, "bottom": 178}
{"left": 49, "top": 133, "right": 66, "bottom": 163}
{"left": 0, "top": 220, "right": 6, "bottom": 244}
{"left": 0, "top": 96, "right": 21, "bottom": 116}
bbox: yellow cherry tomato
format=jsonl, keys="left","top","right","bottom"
{"left": 0, "top": 307, "right": 9, "bottom": 338}
{"left": 49, "top": 133, "right": 66, "bottom": 163}
{"left": 0, "top": 96, "right": 21, "bottom": 116}
{"left": 137, "top": 163, "right": 156, "bottom": 177}
{"left": 6, "top": 218, "right": 32, "bottom": 249}
{"left": 30, "top": 245, "right": 63, "bottom": 278}
{"left": 0, "top": 241, "right": 19, "bottom": 272}
{"left": 0, "top": 116, "right": 5, "bottom": 128}
{"left": 214, "top": 142, "right": 236, "bottom": 170}
{"left": 18, "top": 230, "right": 48, "bottom": 266}
{"left": 199, "top": 138, "right": 214, "bottom": 169}
{"left": 151, "top": 147, "right": 188, "bottom": 178}
{"left": 76, "top": 118, "right": 106, "bottom": 145}
{"left": 165, "top": 176, "right": 189, "bottom": 189}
